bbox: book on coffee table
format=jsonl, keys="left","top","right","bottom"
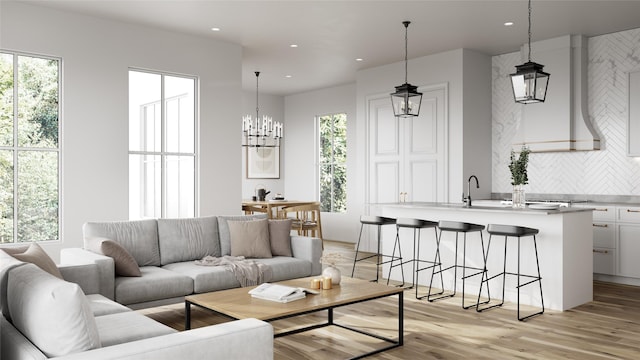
{"left": 248, "top": 283, "right": 308, "bottom": 303}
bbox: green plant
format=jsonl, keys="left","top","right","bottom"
{"left": 509, "top": 146, "right": 530, "bottom": 186}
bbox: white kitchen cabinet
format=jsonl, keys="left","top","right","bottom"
{"left": 617, "top": 206, "right": 640, "bottom": 278}
{"left": 573, "top": 204, "right": 616, "bottom": 275}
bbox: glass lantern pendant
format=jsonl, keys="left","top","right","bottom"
{"left": 510, "top": 0, "right": 550, "bottom": 104}
{"left": 511, "top": 61, "right": 550, "bottom": 104}
{"left": 391, "top": 21, "right": 422, "bottom": 118}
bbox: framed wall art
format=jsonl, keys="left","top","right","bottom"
{"left": 246, "top": 147, "right": 280, "bottom": 179}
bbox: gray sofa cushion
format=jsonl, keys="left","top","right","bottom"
{"left": 115, "top": 266, "right": 193, "bottom": 305}
{"left": 254, "top": 257, "right": 313, "bottom": 282}
{"left": 95, "top": 311, "right": 176, "bottom": 347}
{"left": 157, "top": 216, "right": 220, "bottom": 265}
{"left": 86, "top": 294, "right": 132, "bottom": 317}
{"left": 217, "top": 214, "right": 267, "bottom": 256}
{"left": 7, "top": 264, "right": 101, "bottom": 357}
{"left": 162, "top": 261, "right": 241, "bottom": 293}
{"left": 0, "top": 250, "right": 25, "bottom": 321}
{"left": 83, "top": 219, "right": 161, "bottom": 266}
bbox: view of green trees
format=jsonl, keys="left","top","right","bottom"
{"left": 319, "top": 113, "right": 347, "bottom": 213}
{"left": 0, "top": 52, "right": 59, "bottom": 243}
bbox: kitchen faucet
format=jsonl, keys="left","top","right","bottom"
{"left": 463, "top": 175, "right": 479, "bottom": 207}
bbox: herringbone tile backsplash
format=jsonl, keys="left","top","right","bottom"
{"left": 492, "top": 28, "right": 640, "bottom": 196}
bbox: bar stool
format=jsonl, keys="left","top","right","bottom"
{"left": 476, "top": 224, "right": 544, "bottom": 321}
{"left": 386, "top": 218, "right": 439, "bottom": 292}
{"left": 351, "top": 215, "right": 401, "bottom": 283}
{"left": 425, "top": 221, "right": 489, "bottom": 309}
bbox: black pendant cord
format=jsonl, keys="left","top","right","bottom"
{"left": 527, "top": 0, "right": 532, "bottom": 62}
{"left": 255, "top": 71, "right": 260, "bottom": 120}
{"left": 403, "top": 21, "right": 410, "bottom": 84}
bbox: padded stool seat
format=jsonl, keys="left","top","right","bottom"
{"left": 424, "top": 221, "right": 489, "bottom": 308}
{"left": 360, "top": 215, "right": 396, "bottom": 226}
{"left": 351, "top": 215, "right": 400, "bottom": 283}
{"left": 486, "top": 224, "right": 539, "bottom": 237}
{"left": 388, "top": 218, "right": 439, "bottom": 292}
{"left": 477, "top": 224, "right": 544, "bottom": 321}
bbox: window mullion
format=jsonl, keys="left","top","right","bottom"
{"left": 12, "top": 53, "right": 19, "bottom": 243}
{"left": 160, "top": 75, "right": 166, "bottom": 218}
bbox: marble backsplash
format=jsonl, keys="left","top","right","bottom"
{"left": 492, "top": 27, "right": 640, "bottom": 197}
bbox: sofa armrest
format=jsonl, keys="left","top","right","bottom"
{"left": 58, "top": 263, "right": 100, "bottom": 295}
{"left": 55, "top": 318, "right": 274, "bottom": 360}
{"left": 291, "top": 235, "right": 323, "bottom": 275}
{"left": 60, "top": 248, "right": 115, "bottom": 300}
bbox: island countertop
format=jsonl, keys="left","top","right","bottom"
{"left": 369, "top": 202, "right": 594, "bottom": 311}
{"left": 371, "top": 201, "right": 595, "bottom": 215}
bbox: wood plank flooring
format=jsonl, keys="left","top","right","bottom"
{"left": 139, "top": 241, "right": 640, "bottom": 359}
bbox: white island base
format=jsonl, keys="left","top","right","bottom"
{"left": 372, "top": 203, "right": 593, "bottom": 311}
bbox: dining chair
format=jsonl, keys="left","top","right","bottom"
{"left": 279, "top": 202, "right": 323, "bottom": 246}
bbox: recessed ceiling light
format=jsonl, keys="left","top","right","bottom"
{"left": 356, "top": 58, "right": 363, "bottom": 62}
{"left": 504, "top": 21, "right": 514, "bottom": 26}
{"left": 211, "top": 27, "right": 221, "bottom": 31}
{"left": 290, "top": 44, "right": 298, "bottom": 48}
{"left": 285, "top": 75, "right": 292, "bottom": 78}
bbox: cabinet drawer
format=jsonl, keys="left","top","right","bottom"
{"left": 591, "top": 205, "right": 616, "bottom": 221}
{"left": 593, "top": 222, "right": 615, "bottom": 248}
{"left": 593, "top": 247, "right": 615, "bottom": 275}
{"left": 618, "top": 206, "right": 640, "bottom": 223}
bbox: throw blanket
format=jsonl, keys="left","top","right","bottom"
{"left": 195, "top": 255, "right": 272, "bottom": 287}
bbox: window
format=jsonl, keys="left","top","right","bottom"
{"left": 318, "top": 113, "right": 347, "bottom": 213}
{"left": 128, "top": 70, "right": 197, "bottom": 219}
{"left": 0, "top": 51, "right": 61, "bottom": 244}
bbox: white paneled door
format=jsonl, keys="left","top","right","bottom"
{"left": 367, "top": 85, "right": 448, "bottom": 206}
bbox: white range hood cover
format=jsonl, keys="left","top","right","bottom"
{"left": 513, "top": 35, "right": 600, "bottom": 152}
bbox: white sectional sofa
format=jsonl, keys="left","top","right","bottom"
{"left": 61, "top": 215, "right": 323, "bottom": 308}
{"left": 0, "top": 248, "right": 273, "bottom": 360}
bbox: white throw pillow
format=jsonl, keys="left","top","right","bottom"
{"left": 7, "top": 263, "right": 101, "bottom": 357}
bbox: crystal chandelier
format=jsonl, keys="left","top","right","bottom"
{"left": 242, "top": 71, "right": 283, "bottom": 147}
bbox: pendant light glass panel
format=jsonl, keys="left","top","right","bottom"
{"left": 391, "top": 83, "right": 422, "bottom": 117}
{"left": 510, "top": 61, "right": 550, "bottom": 104}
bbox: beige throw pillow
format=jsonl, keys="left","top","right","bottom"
{"left": 268, "top": 219, "right": 293, "bottom": 257}
{"left": 101, "top": 240, "right": 142, "bottom": 277}
{"left": 11, "top": 243, "right": 63, "bottom": 279}
{"left": 84, "top": 237, "right": 141, "bottom": 277}
{"left": 228, "top": 219, "right": 272, "bottom": 258}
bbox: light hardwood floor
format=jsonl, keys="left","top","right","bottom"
{"left": 139, "top": 241, "right": 640, "bottom": 359}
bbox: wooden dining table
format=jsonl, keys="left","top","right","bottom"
{"left": 241, "top": 199, "right": 317, "bottom": 219}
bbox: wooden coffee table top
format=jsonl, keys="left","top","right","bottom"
{"left": 185, "top": 276, "right": 404, "bottom": 321}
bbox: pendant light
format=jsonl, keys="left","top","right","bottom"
{"left": 242, "top": 71, "right": 282, "bottom": 148}
{"left": 510, "top": 0, "right": 550, "bottom": 104}
{"left": 391, "top": 21, "right": 422, "bottom": 118}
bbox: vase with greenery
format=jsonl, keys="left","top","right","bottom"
{"left": 509, "top": 146, "right": 530, "bottom": 208}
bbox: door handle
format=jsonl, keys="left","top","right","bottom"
{"left": 593, "top": 249, "right": 609, "bottom": 254}
{"left": 626, "top": 209, "right": 640, "bottom": 213}
{"left": 592, "top": 224, "right": 608, "bottom": 228}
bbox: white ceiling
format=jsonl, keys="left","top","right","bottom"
{"left": 16, "top": 0, "right": 640, "bottom": 95}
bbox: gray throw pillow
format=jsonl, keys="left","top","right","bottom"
{"left": 228, "top": 219, "right": 272, "bottom": 258}
{"left": 7, "top": 264, "right": 101, "bottom": 357}
{"left": 268, "top": 219, "right": 293, "bottom": 257}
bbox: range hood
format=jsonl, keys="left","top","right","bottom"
{"left": 513, "top": 35, "right": 600, "bottom": 152}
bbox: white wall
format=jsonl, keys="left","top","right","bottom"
{"left": 241, "top": 91, "right": 285, "bottom": 199}
{"left": 0, "top": 2, "right": 242, "bottom": 261}
{"left": 284, "top": 83, "right": 358, "bottom": 242}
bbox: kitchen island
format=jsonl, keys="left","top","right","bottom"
{"left": 371, "top": 202, "right": 593, "bottom": 311}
